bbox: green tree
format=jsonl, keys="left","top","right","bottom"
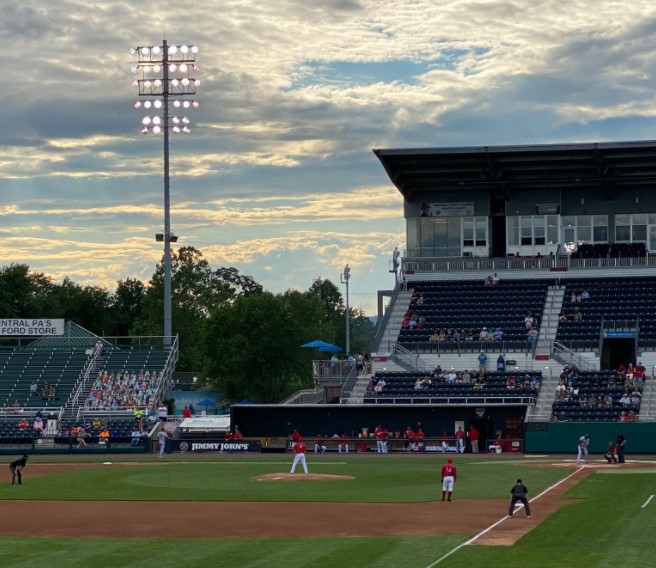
{"left": 134, "top": 246, "right": 261, "bottom": 372}
{"left": 109, "top": 278, "right": 146, "bottom": 337}
{"left": 205, "top": 291, "right": 321, "bottom": 403}
{"left": 0, "top": 264, "right": 55, "bottom": 317}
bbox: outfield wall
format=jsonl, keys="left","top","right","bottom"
{"left": 525, "top": 422, "right": 656, "bottom": 454}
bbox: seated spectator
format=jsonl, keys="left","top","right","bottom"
{"left": 130, "top": 428, "right": 143, "bottom": 446}
{"left": 452, "top": 329, "right": 462, "bottom": 342}
{"left": 444, "top": 328, "right": 453, "bottom": 341}
{"left": 76, "top": 427, "right": 88, "bottom": 448}
{"left": 493, "top": 328, "right": 504, "bottom": 341}
{"left": 484, "top": 274, "right": 493, "bottom": 286}
{"left": 492, "top": 272, "right": 500, "bottom": 286}
{"left": 581, "top": 289, "right": 590, "bottom": 300}
{"left": 462, "top": 369, "right": 472, "bottom": 383}
{"left": 559, "top": 312, "right": 567, "bottom": 323}
{"left": 465, "top": 329, "right": 475, "bottom": 341}
{"left": 626, "top": 410, "right": 637, "bottom": 422}
{"left": 33, "top": 416, "right": 44, "bottom": 437}
{"left": 30, "top": 381, "right": 38, "bottom": 395}
{"left": 366, "top": 380, "right": 375, "bottom": 395}
{"left": 617, "top": 362, "right": 626, "bottom": 375}
{"left": 414, "top": 378, "right": 424, "bottom": 390}
{"left": 446, "top": 368, "right": 457, "bottom": 383}
{"left": 18, "top": 419, "right": 29, "bottom": 430}
{"left": 573, "top": 308, "right": 582, "bottom": 321}
{"left": 636, "top": 361, "right": 646, "bottom": 374}
{"left": 373, "top": 381, "right": 384, "bottom": 394}
{"left": 479, "top": 327, "right": 489, "bottom": 341}
{"left": 506, "top": 376, "right": 516, "bottom": 390}
{"left": 429, "top": 332, "right": 440, "bottom": 342}
{"left": 99, "top": 428, "right": 110, "bottom": 440}
{"left": 524, "top": 314, "right": 534, "bottom": 329}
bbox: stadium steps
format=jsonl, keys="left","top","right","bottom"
{"left": 535, "top": 285, "right": 565, "bottom": 355}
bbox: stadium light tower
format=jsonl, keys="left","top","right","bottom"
{"left": 131, "top": 41, "right": 200, "bottom": 346}
{"left": 341, "top": 265, "right": 351, "bottom": 354}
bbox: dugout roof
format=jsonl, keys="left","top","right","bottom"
{"left": 373, "top": 140, "right": 656, "bottom": 199}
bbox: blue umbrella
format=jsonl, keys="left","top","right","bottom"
{"left": 319, "top": 345, "right": 343, "bottom": 353}
{"left": 196, "top": 399, "right": 216, "bottom": 407}
{"left": 301, "top": 339, "right": 341, "bottom": 350}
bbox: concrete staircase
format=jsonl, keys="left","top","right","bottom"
{"left": 535, "top": 285, "right": 565, "bottom": 355}
{"left": 375, "top": 291, "right": 412, "bottom": 353}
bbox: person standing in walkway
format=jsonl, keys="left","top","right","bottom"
{"left": 577, "top": 434, "right": 590, "bottom": 464}
{"left": 157, "top": 428, "right": 168, "bottom": 459}
{"left": 468, "top": 425, "right": 480, "bottom": 453}
{"left": 508, "top": 478, "right": 531, "bottom": 517}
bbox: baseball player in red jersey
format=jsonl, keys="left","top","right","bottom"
{"left": 440, "top": 457, "right": 457, "bottom": 501}
{"left": 290, "top": 438, "right": 308, "bottom": 474}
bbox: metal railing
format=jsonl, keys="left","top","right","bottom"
{"left": 362, "top": 395, "right": 536, "bottom": 405}
{"left": 339, "top": 364, "right": 359, "bottom": 403}
{"left": 392, "top": 343, "right": 430, "bottom": 372}
{"left": 281, "top": 388, "right": 324, "bottom": 405}
{"left": 376, "top": 339, "right": 535, "bottom": 355}
{"left": 312, "top": 360, "right": 355, "bottom": 380}
{"left": 371, "top": 286, "right": 401, "bottom": 353}
{"left": 403, "top": 254, "right": 656, "bottom": 274}
{"left": 551, "top": 341, "right": 594, "bottom": 371}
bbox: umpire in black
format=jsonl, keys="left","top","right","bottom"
{"left": 508, "top": 478, "right": 531, "bottom": 517}
{"left": 9, "top": 455, "right": 28, "bottom": 486}
{"left": 616, "top": 431, "right": 626, "bottom": 463}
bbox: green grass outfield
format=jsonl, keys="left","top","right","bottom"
{"left": 1, "top": 454, "right": 655, "bottom": 568}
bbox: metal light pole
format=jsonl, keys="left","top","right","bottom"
{"left": 131, "top": 41, "right": 200, "bottom": 346}
{"left": 341, "top": 265, "right": 351, "bottom": 354}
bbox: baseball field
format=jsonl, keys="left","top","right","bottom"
{"left": 0, "top": 452, "right": 654, "bottom": 568}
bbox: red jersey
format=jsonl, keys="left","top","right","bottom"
{"left": 455, "top": 429, "right": 465, "bottom": 440}
{"left": 469, "top": 428, "right": 479, "bottom": 442}
{"left": 224, "top": 432, "right": 233, "bottom": 441}
{"left": 415, "top": 429, "right": 425, "bottom": 440}
{"left": 291, "top": 430, "right": 302, "bottom": 442}
{"left": 233, "top": 431, "right": 243, "bottom": 440}
{"left": 294, "top": 442, "right": 307, "bottom": 454}
{"left": 441, "top": 463, "right": 457, "bottom": 478}
{"left": 374, "top": 427, "right": 385, "bottom": 440}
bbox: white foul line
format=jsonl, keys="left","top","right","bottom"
{"left": 642, "top": 495, "right": 654, "bottom": 508}
{"left": 424, "top": 466, "right": 586, "bottom": 568}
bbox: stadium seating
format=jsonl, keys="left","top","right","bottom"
{"left": 398, "top": 279, "right": 548, "bottom": 352}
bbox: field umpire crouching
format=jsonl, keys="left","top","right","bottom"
{"left": 508, "top": 478, "right": 531, "bottom": 518}
{"left": 9, "top": 455, "right": 28, "bottom": 486}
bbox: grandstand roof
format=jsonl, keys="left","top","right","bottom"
{"left": 373, "top": 140, "right": 656, "bottom": 199}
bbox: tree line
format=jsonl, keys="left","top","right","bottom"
{"left": 0, "top": 247, "right": 374, "bottom": 403}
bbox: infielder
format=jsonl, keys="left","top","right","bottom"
{"left": 440, "top": 457, "right": 457, "bottom": 501}
{"left": 9, "top": 455, "right": 28, "bottom": 486}
{"left": 577, "top": 434, "right": 589, "bottom": 464}
{"left": 290, "top": 437, "right": 308, "bottom": 474}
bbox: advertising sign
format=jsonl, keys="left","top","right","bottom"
{"left": 0, "top": 318, "right": 65, "bottom": 336}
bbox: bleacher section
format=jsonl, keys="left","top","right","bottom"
{"left": 0, "top": 347, "right": 89, "bottom": 409}
{"left": 397, "top": 279, "right": 548, "bottom": 352}
{"left": 557, "top": 276, "right": 656, "bottom": 350}
{"left": 364, "top": 370, "right": 541, "bottom": 404}
{"left": 551, "top": 370, "right": 642, "bottom": 422}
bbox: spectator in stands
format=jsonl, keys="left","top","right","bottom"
{"left": 497, "top": 354, "right": 506, "bottom": 371}
{"left": 131, "top": 428, "right": 143, "bottom": 447}
{"left": 506, "top": 376, "right": 517, "bottom": 390}
{"left": 492, "top": 273, "right": 500, "bottom": 286}
{"left": 462, "top": 369, "right": 472, "bottom": 383}
{"left": 478, "top": 351, "right": 488, "bottom": 371}
{"left": 559, "top": 312, "right": 567, "bottom": 323}
{"left": 33, "top": 416, "right": 44, "bottom": 438}
{"left": 527, "top": 327, "right": 538, "bottom": 343}
{"left": 373, "top": 381, "right": 384, "bottom": 394}
{"left": 524, "top": 314, "right": 534, "bottom": 329}
{"left": 493, "top": 327, "right": 505, "bottom": 342}
{"left": 452, "top": 329, "right": 462, "bottom": 342}
{"left": 573, "top": 308, "right": 582, "bottom": 321}
{"left": 18, "top": 419, "right": 29, "bottom": 430}
{"left": 99, "top": 428, "right": 110, "bottom": 442}
{"left": 466, "top": 329, "right": 475, "bottom": 341}
{"left": 447, "top": 368, "right": 457, "bottom": 384}
{"left": 636, "top": 361, "right": 646, "bottom": 375}
{"left": 414, "top": 378, "right": 424, "bottom": 391}
{"left": 626, "top": 411, "right": 637, "bottom": 422}
{"left": 429, "top": 331, "right": 440, "bottom": 342}
{"left": 366, "top": 380, "right": 375, "bottom": 396}
{"left": 182, "top": 406, "right": 192, "bottom": 419}
{"left": 433, "top": 364, "right": 443, "bottom": 377}
{"left": 479, "top": 327, "right": 489, "bottom": 341}
{"left": 581, "top": 289, "right": 590, "bottom": 300}
{"left": 484, "top": 274, "right": 493, "bottom": 286}
{"left": 76, "top": 427, "right": 89, "bottom": 448}
{"left": 30, "top": 381, "right": 38, "bottom": 395}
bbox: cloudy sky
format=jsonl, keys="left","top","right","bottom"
{"left": 2, "top": 0, "right": 656, "bottom": 315}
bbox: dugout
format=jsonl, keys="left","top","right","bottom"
{"left": 230, "top": 403, "right": 526, "bottom": 445}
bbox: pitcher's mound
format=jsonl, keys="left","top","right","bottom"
{"left": 252, "top": 473, "right": 355, "bottom": 481}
